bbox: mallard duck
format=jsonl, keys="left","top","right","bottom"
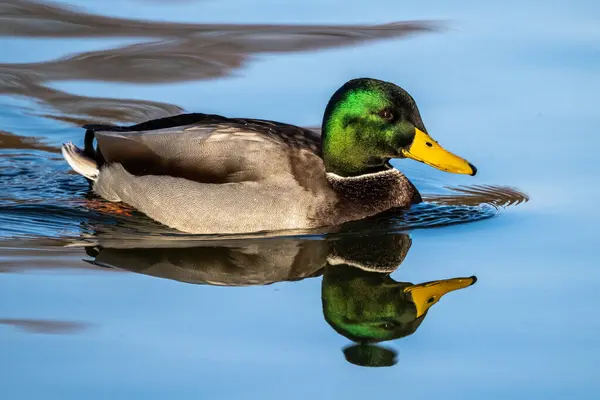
{"left": 62, "top": 78, "right": 476, "bottom": 234}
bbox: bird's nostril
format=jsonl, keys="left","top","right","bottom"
{"left": 425, "top": 142, "right": 433, "bottom": 147}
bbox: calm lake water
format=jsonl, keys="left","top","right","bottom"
{"left": 1, "top": 0, "right": 599, "bottom": 398}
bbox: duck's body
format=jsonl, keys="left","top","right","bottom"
{"left": 62, "top": 78, "right": 475, "bottom": 234}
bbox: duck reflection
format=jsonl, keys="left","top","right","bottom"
{"left": 85, "top": 231, "right": 476, "bottom": 367}
{"left": 322, "top": 233, "right": 475, "bottom": 367}
{"left": 323, "top": 263, "right": 475, "bottom": 367}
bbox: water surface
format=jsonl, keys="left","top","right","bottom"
{"left": 1, "top": 0, "right": 599, "bottom": 399}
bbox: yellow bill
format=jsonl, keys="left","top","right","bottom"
{"left": 403, "top": 276, "right": 477, "bottom": 318}
{"left": 402, "top": 128, "right": 477, "bottom": 175}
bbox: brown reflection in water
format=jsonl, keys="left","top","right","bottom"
{"left": 0, "top": 71, "right": 185, "bottom": 124}
{"left": 0, "top": 0, "right": 439, "bottom": 124}
{"left": 0, "top": 243, "right": 122, "bottom": 273}
{"left": 0, "top": 318, "right": 89, "bottom": 334}
{"left": 0, "top": 129, "right": 60, "bottom": 153}
{"left": 0, "top": 0, "right": 438, "bottom": 39}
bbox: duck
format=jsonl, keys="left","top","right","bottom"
{"left": 62, "top": 78, "right": 476, "bottom": 234}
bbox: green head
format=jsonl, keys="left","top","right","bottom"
{"left": 321, "top": 78, "right": 476, "bottom": 177}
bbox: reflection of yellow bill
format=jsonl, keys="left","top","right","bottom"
{"left": 404, "top": 276, "right": 477, "bottom": 318}
{"left": 402, "top": 128, "right": 477, "bottom": 175}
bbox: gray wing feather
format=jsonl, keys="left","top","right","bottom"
{"left": 94, "top": 123, "right": 321, "bottom": 183}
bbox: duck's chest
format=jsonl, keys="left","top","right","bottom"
{"left": 309, "top": 169, "right": 419, "bottom": 226}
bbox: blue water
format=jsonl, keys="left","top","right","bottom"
{"left": 1, "top": 0, "right": 599, "bottom": 398}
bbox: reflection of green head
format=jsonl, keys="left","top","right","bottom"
{"left": 322, "top": 265, "right": 476, "bottom": 343}
{"left": 323, "top": 266, "right": 424, "bottom": 343}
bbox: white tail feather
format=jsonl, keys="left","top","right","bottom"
{"left": 61, "top": 142, "right": 99, "bottom": 181}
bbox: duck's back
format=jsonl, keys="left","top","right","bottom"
{"left": 86, "top": 113, "right": 325, "bottom": 185}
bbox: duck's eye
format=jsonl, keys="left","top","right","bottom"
{"left": 378, "top": 109, "right": 394, "bottom": 121}
{"left": 381, "top": 322, "right": 395, "bottom": 330}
